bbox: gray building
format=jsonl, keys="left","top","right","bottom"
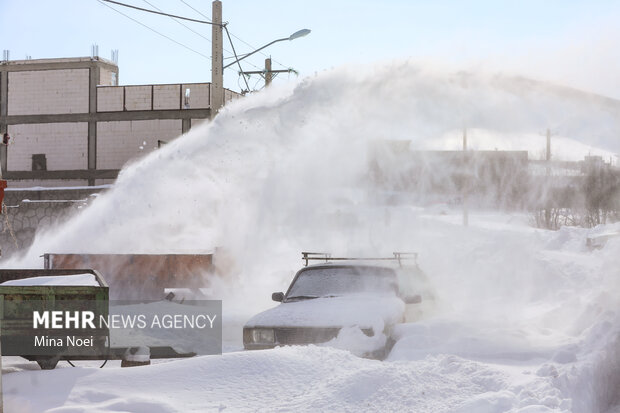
{"left": 0, "top": 56, "right": 239, "bottom": 187}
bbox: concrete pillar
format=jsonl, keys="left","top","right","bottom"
{"left": 0, "top": 71, "right": 7, "bottom": 118}
{"left": 182, "top": 118, "right": 191, "bottom": 134}
{"left": 0, "top": 71, "right": 8, "bottom": 175}
{"left": 265, "top": 58, "right": 272, "bottom": 87}
{"left": 88, "top": 64, "right": 100, "bottom": 186}
{"left": 211, "top": 1, "right": 223, "bottom": 116}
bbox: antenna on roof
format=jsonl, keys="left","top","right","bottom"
{"left": 91, "top": 44, "right": 99, "bottom": 59}
{"left": 111, "top": 49, "right": 119, "bottom": 64}
{"left": 2, "top": 50, "right": 9, "bottom": 61}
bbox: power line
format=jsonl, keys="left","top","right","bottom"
{"left": 177, "top": 0, "right": 290, "bottom": 70}
{"left": 140, "top": 0, "right": 260, "bottom": 72}
{"left": 143, "top": 0, "right": 213, "bottom": 43}
{"left": 102, "top": 0, "right": 215, "bottom": 25}
{"left": 97, "top": 0, "right": 211, "bottom": 60}
{"left": 101, "top": 0, "right": 261, "bottom": 75}
{"left": 223, "top": 24, "right": 250, "bottom": 92}
{"left": 99, "top": 0, "right": 288, "bottom": 91}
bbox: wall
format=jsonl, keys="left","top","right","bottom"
{"left": 96, "top": 119, "right": 182, "bottom": 169}
{"left": 7, "top": 69, "right": 89, "bottom": 115}
{"left": 99, "top": 67, "right": 118, "bottom": 86}
{"left": 0, "top": 58, "right": 236, "bottom": 188}
{"left": 0, "top": 187, "right": 108, "bottom": 258}
{"left": 183, "top": 83, "right": 210, "bottom": 109}
{"left": 97, "top": 87, "right": 123, "bottom": 112}
{"left": 6, "top": 180, "right": 88, "bottom": 188}
{"left": 7, "top": 122, "right": 88, "bottom": 171}
{"left": 96, "top": 83, "right": 211, "bottom": 112}
{"left": 153, "top": 85, "right": 180, "bottom": 110}
{"left": 124, "top": 86, "right": 151, "bottom": 111}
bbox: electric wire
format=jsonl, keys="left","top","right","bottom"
{"left": 99, "top": 0, "right": 290, "bottom": 90}
{"left": 141, "top": 0, "right": 244, "bottom": 65}
{"left": 102, "top": 0, "right": 214, "bottom": 25}
{"left": 223, "top": 24, "right": 250, "bottom": 92}
{"left": 99, "top": 0, "right": 260, "bottom": 83}
{"left": 97, "top": 0, "right": 211, "bottom": 60}
{"left": 177, "top": 0, "right": 291, "bottom": 70}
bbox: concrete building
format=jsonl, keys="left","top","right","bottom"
{"left": 0, "top": 56, "right": 239, "bottom": 187}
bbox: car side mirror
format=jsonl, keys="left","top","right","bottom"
{"left": 272, "top": 292, "right": 284, "bottom": 302}
{"left": 404, "top": 294, "right": 422, "bottom": 304}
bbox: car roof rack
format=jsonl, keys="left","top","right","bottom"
{"left": 301, "top": 251, "right": 417, "bottom": 267}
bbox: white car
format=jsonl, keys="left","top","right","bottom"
{"left": 243, "top": 253, "right": 433, "bottom": 358}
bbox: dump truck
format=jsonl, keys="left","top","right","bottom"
{"left": 44, "top": 253, "right": 215, "bottom": 299}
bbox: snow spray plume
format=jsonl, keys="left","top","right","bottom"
{"left": 1, "top": 62, "right": 618, "bottom": 340}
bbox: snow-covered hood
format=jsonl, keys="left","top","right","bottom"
{"left": 244, "top": 294, "right": 405, "bottom": 330}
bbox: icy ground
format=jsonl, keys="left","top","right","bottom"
{"left": 2, "top": 210, "right": 619, "bottom": 413}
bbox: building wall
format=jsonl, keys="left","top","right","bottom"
{"left": 7, "top": 179, "right": 89, "bottom": 188}
{"left": 225, "top": 88, "right": 240, "bottom": 103}
{"left": 124, "top": 85, "right": 151, "bottom": 111}
{"left": 7, "top": 69, "right": 89, "bottom": 115}
{"left": 97, "top": 119, "right": 182, "bottom": 169}
{"left": 99, "top": 67, "right": 118, "bottom": 86}
{"left": 191, "top": 118, "right": 209, "bottom": 129}
{"left": 7, "top": 122, "right": 88, "bottom": 171}
{"left": 153, "top": 85, "right": 180, "bottom": 110}
{"left": 96, "top": 84, "right": 210, "bottom": 112}
{"left": 0, "top": 57, "right": 238, "bottom": 188}
{"left": 183, "top": 83, "right": 209, "bottom": 109}
{"left": 97, "top": 87, "right": 124, "bottom": 112}
{"left": 95, "top": 179, "right": 116, "bottom": 186}
{"left": 0, "top": 187, "right": 107, "bottom": 257}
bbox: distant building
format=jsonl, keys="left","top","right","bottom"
{"left": 0, "top": 56, "right": 239, "bottom": 187}
{"left": 369, "top": 140, "right": 530, "bottom": 207}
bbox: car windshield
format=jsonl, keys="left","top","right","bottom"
{"left": 286, "top": 266, "right": 397, "bottom": 300}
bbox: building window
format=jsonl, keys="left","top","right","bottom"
{"left": 32, "top": 154, "right": 47, "bottom": 171}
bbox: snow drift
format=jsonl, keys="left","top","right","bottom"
{"left": 1, "top": 61, "right": 619, "bottom": 412}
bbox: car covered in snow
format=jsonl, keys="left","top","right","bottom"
{"left": 243, "top": 252, "right": 433, "bottom": 358}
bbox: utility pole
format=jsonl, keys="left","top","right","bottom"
{"left": 265, "top": 58, "right": 272, "bottom": 87}
{"left": 544, "top": 128, "right": 553, "bottom": 228}
{"left": 463, "top": 127, "right": 467, "bottom": 151}
{"left": 462, "top": 128, "right": 469, "bottom": 227}
{"left": 243, "top": 59, "right": 295, "bottom": 89}
{"left": 546, "top": 128, "right": 551, "bottom": 162}
{"left": 211, "top": 0, "right": 223, "bottom": 115}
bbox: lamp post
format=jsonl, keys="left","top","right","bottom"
{"left": 101, "top": 1, "right": 308, "bottom": 114}
{"left": 224, "top": 29, "right": 310, "bottom": 91}
{"left": 223, "top": 29, "right": 310, "bottom": 70}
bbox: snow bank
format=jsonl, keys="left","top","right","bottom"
{"left": 0, "top": 346, "right": 561, "bottom": 413}
{"left": 0, "top": 273, "right": 99, "bottom": 286}
{"left": 245, "top": 294, "right": 404, "bottom": 329}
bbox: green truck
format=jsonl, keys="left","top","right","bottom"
{"left": 0, "top": 269, "right": 109, "bottom": 369}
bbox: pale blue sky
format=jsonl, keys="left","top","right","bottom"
{"left": 1, "top": 0, "right": 619, "bottom": 98}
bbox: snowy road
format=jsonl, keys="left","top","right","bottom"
{"left": 3, "top": 212, "right": 619, "bottom": 413}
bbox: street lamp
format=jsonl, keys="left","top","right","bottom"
{"left": 100, "top": 0, "right": 309, "bottom": 111}
{"left": 223, "top": 29, "right": 311, "bottom": 69}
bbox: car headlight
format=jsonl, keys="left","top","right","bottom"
{"left": 247, "top": 328, "right": 275, "bottom": 344}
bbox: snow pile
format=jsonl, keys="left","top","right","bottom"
{"left": 244, "top": 294, "right": 404, "bottom": 329}
{"left": 1, "top": 61, "right": 619, "bottom": 411}
{"left": 0, "top": 346, "right": 563, "bottom": 413}
{"left": 0, "top": 273, "right": 99, "bottom": 286}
